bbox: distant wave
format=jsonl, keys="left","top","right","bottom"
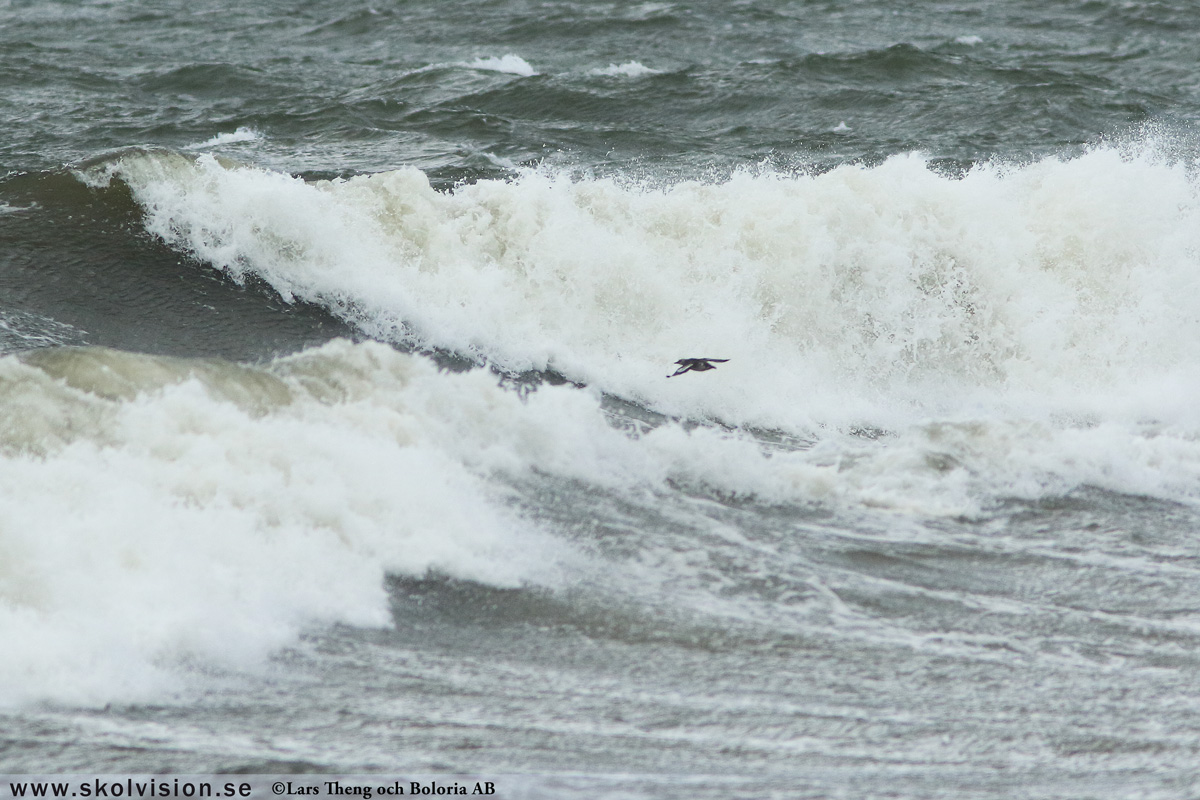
{"left": 190, "top": 126, "right": 262, "bottom": 148}
{"left": 460, "top": 54, "right": 537, "bottom": 76}
{"left": 589, "top": 61, "right": 661, "bottom": 77}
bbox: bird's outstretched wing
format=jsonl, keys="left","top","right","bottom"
{"left": 667, "top": 357, "right": 729, "bottom": 377}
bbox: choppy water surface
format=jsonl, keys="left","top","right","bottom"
{"left": 4, "top": 1, "right": 1200, "bottom": 797}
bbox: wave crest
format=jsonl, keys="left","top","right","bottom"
{"left": 86, "top": 142, "right": 1200, "bottom": 432}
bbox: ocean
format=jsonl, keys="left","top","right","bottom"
{"left": 4, "top": 1, "right": 1200, "bottom": 796}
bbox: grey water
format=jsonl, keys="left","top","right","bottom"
{"left": 4, "top": 2, "right": 1200, "bottom": 798}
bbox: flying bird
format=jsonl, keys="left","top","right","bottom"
{"left": 667, "top": 358, "right": 729, "bottom": 377}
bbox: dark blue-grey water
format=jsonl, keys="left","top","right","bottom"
{"left": 4, "top": 2, "right": 1200, "bottom": 797}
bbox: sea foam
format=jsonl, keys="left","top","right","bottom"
{"left": 91, "top": 142, "right": 1200, "bottom": 434}
{"left": 190, "top": 127, "right": 262, "bottom": 149}
{"left": 460, "top": 54, "right": 537, "bottom": 76}
{"left": 589, "top": 61, "right": 661, "bottom": 77}
{"left": 0, "top": 341, "right": 590, "bottom": 706}
{"left": 8, "top": 333, "right": 1200, "bottom": 706}
{"left": 64, "top": 141, "right": 1200, "bottom": 530}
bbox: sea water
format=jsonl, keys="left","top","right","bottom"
{"left": 3, "top": 1, "right": 1200, "bottom": 797}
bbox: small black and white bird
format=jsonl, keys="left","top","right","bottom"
{"left": 667, "top": 358, "right": 729, "bottom": 377}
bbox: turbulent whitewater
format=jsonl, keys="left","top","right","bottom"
{"left": 93, "top": 145, "right": 1200, "bottom": 425}
{"left": 78, "top": 144, "right": 1200, "bottom": 510}
{"left": 6, "top": 0, "right": 1200, "bottom": 795}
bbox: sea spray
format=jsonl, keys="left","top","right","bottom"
{"left": 91, "top": 144, "right": 1200, "bottom": 433}
{"left": 7, "top": 331, "right": 1200, "bottom": 704}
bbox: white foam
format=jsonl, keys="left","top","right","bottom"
{"left": 24, "top": 136, "right": 1200, "bottom": 708}
{"left": 190, "top": 126, "right": 261, "bottom": 149}
{"left": 589, "top": 61, "right": 661, "bottom": 78}
{"left": 460, "top": 54, "right": 537, "bottom": 77}
{"left": 79, "top": 140, "right": 1200, "bottom": 513}
{"left": 955, "top": 35, "right": 983, "bottom": 45}
{"left": 95, "top": 144, "right": 1200, "bottom": 426}
{"left": 832, "top": 121, "right": 852, "bottom": 134}
{"left": 8, "top": 333, "right": 1200, "bottom": 706}
{"left": 0, "top": 342, "right": 579, "bottom": 707}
